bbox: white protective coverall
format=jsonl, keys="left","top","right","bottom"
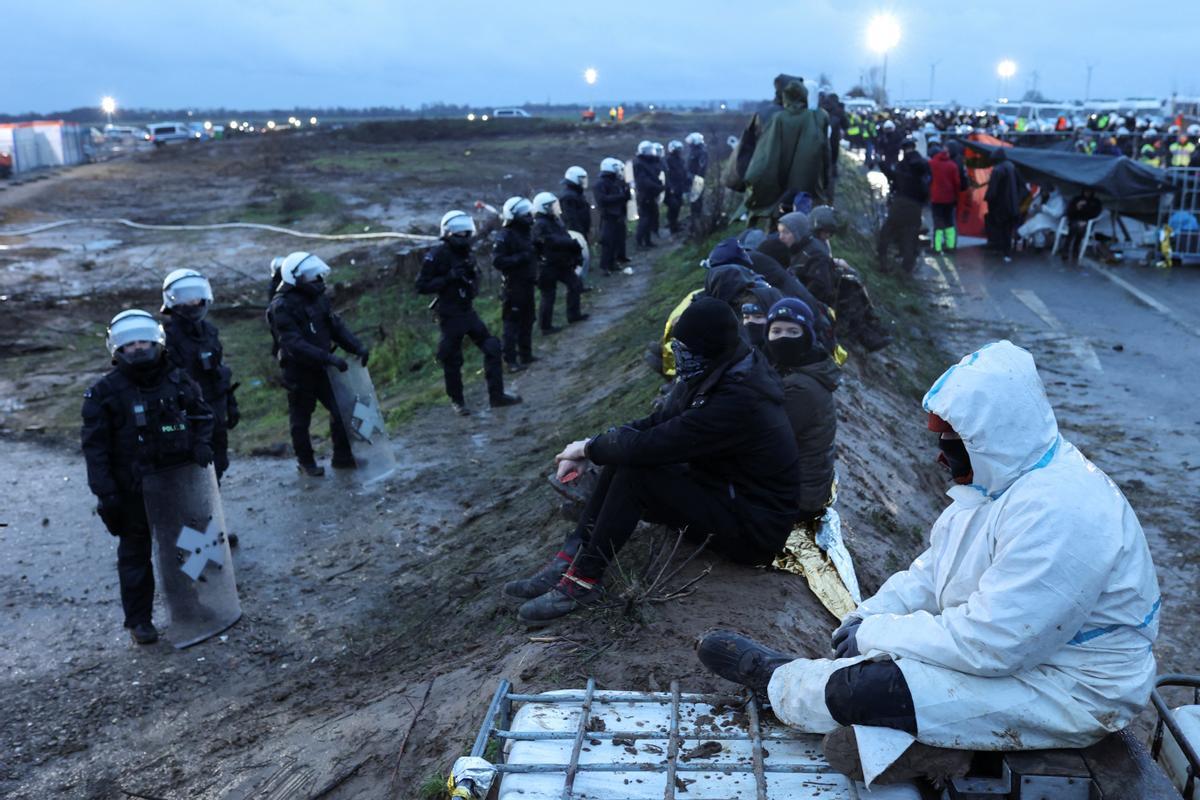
{"left": 769, "top": 340, "right": 1161, "bottom": 753}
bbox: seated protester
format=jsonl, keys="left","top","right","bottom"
{"left": 1061, "top": 187, "right": 1103, "bottom": 262}
{"left": 740, "top": 285, "right": 784, "bottom": 352}
{"left": 508, "top": 297, "right": 802, "bottom": 625}
{"left": 744, "top": 245, "right": 840, "bottom": 362}
{"left": 697, "top": 341, "right": 1161, "bottom": 785}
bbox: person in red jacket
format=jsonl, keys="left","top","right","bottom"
{"left": 928, "top": 146, "right": 961, "bottom": 253}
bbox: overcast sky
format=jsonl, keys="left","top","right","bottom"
{"left": 4, "top": 1, "right": 1196, "bottom": 114}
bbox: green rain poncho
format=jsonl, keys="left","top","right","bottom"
{"left": 744, "top": 79, "right": 831, "bottom": 218}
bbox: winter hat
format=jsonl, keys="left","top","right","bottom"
{"left": 704, "top": 237, "right": 754, "bottom": 269}
{"left": 779, "top": 211, "right": 811, "bottom": 241}
{"left": 767, "top": 297, "right": 817, "bottom": 342}
{"left": 737, "top": 228, "right": 767, "bottom": 251}
{"left": 791, "top": 191, "right": 814, "bottom": 215}
{"left": 673, "top": 297, "right": 741, "bottom": 359}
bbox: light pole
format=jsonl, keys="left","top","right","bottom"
{"left": 866, "top": 14, "right": 901, "bottom": 103}
{"left": 101, "top": 96, "right": 116, "bottom": 127}
{"left": 997, "top": 59, "right": 1017, "bottom": 102}
{"left": 584, "top": 67, "right": 598, "bottom": 114}
{"left": 929, "top": 60, "right": 941, "bottom": 102}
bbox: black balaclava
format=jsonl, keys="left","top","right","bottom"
{"left": 174, "top": 304, "right": 208, "bottom": 324}
{"left": 766, "top": 330, "right": 818, "bottom": 368}
{"left": 297, "top": 277, "right": 326, "bottom": 297}
{"left": 117, "top": 346, "right": 168, "bottom": 386}
{"left": 745, "top": 322, "right": 767, "bottom": 350}
{"left": 446, "top": 235, "right": 472, "bottom": 255}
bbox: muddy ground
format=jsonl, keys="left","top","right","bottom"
{"left": 0, "top": 123, "right": 1194, "bottom": 799}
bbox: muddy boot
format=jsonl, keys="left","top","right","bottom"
{"left": 517, "top": 575, "right": 604, "bottom": 626}
{"left": 331, "top": 453, "right": 356, "bottom": 470}
{"left": 490, "top": 392, "right": 522, "bottom": 408}
{"left": 503, "top": 556, "right": 571, "bottom": 599}
{"left": 297, "top": 462, "right": 325, "bottom": 477}
{"left": 451, "top": 401, "right": 471, "bottom": 417}
{"left": 696, "top": 630, "right": 796, "bottom": 694}
{"left": 129, "top": 621, "right": 159, "bottom": 645}
{"left": 822, "top": 726, "right": 972, "bottom": 786}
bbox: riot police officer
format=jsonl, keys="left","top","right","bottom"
{"left": 593, "top": 157, "right": 630, "bottom": 274}
{"left": 633, "top": 141, "right": 664, "bottom": 247}
{"left": 664, "top": 140, "right": 690, "bottom": 234}
{"left": 161, "top": 269, "right": 239, "bottom": 484}
{"left": 685, "top": 132, "right": 709, "bottom": 227}
{"left": 267, "top": 255, "right": 285, "bottom": 302}
{"left": 267, "top": 251, "right": 368, "bottom": 474}
{"left": 559, "top": 166, "right": 591, "bottom": 240}
{"left": 492, "top": 197, "right": 538, "bottom": 371}
{"left": 81, "top": 310, "right": 215, "bottom": 644}
{"left": 531, "top": 192, "right": 587, "bottom": 333}
{"left": 417, "top": 210, "right": 522, "bottom": 415}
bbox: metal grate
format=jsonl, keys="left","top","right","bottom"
{"left": 470, "top": 678, "right": 837, "bottom": 800}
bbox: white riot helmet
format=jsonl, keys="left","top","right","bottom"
{"left": 279, "top": 251, "right": 332, "bottom": 286}
{"left": 667, "top": 140, "right": 684, "bottom": 153}
{"left": 439, "top": 210, "right": 476, "bottom": 239}
{"left": 500, "top": 196, "right": 533, "bottom": 225}
{"left": 161, "top": 268, "right": 214, "bottom": 321}
{"left": 564, "top": 165, "right": 588, "bottom": 189}
{"left": 269, "top": 255, "right": 285, "bottom": 278}
{"left": 685, "top": 132, "right": 704, "bottom": 146}
{"left": 1168, "top": 124, "right": 1181, "bottom": 135}
{"left": 1189, "top": 124, "right": 1200, "bottom": 137}
{"left": 531, "top": 191, "right": 561, "bottom": 217}
{"left": 652, "top": 142, "right": 665, "bottom": 157}
{"left": 882, "top": 120, "right": 896, "bottom": 131}
{"left": 726, "top": 135, "right": 739, "bottom": 148}
{"left": 106, "top": 309, "right": 166, "bottom": 365}
{"left": 636, "top": 140, "right": 655, "bottom": 156}
{"left": 600, "top": 156, "right": 624, "bottom": 174}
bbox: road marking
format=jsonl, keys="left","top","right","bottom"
{"left": 1081, "top": 258, "right": 1200, "bottom": 340}
{"left": 1011, "top": 288, "right": 1103, "bottom": 372}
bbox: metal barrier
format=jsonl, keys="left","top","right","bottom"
{"left": 1159, "top": 168, "right": 1200, "bottom": 265}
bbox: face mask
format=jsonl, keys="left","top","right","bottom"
{"left": 298, "top": 277, "right": 326, "bottom": 296}
{"left": 745, "top": 322, "right": 766, "bottom": 349}
{"left": 671, "top": 341, "right": 710, "bottom": 381}
{"left": 766, "top": 334, "right": 812, "bottom": 367}
{"left": 937, "top": 436, "right": 974, "bottom": 483}
{"left": 176, "top": 304, "right": 208, "bottom": 323}
{"left": 447, "top": 236, "right": 472, "bottom": 254}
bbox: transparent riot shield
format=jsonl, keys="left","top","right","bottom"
{"left": 623, "top": 159, "right": 638, "bottom": 221}
{"left": 143, "top": 463, "right": 241, "bottom": 648}
{"left": 568, "top": 230, "right": 589, "bottom": 277}
{"left": 325, "top": 361, "right": 398, "bottom": 485}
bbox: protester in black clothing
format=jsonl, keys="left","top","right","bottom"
{"left": 531, "top": 192, "right": 587, "bottom": 332}
{"left": 161, "top": 269, "right": 239, "bottom": 483}
{"left": 984, "top": 149, "right": 1023, "bottom": 261}
{"left": 81, "top": 310, "right": 215, "bottom": 644}
{"left": 268, "top": 252, "right": 369, "bottom": 469}
{"left": 1061, "top": 187, "right": 1103, "bottom": 262}
{"left": 491, "top": 197, "right": 538, "bottom": 371}
{"left": 664, "top": 141, "right": 690, "bottom": 234}
{"left": 633, "top": 141, "right": 665, "bottom": 247}
{"left": 506, "top": 297, "right": 803, "bottom": 625}
{"left": 741, "top": 284, "right": 784, "bottom": 352}
{"left": 877, "top": 137, "right": 930, "bottom": 274}
{"left": 416, "top": 212, "right": 522, "bottom": 416}
{"left": 593, "top": 158, "right": 630, "bottom": 274}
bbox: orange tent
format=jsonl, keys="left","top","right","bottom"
{"left": 957, "top": 133, "right": 1012, "bottom": 237}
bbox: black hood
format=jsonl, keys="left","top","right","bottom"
{"left": 704, "top": 264, "right": 760, "bottom": 305}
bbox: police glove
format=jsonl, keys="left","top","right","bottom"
{"left": 226, "top": 404, "right": 240, "bottom": 430}
{"left": 193, "top": 443, "right": 215, "bottom": 468}
{"left": 831, "top": 615, "right": 863, "bottom": 659}
{"left": 449, "top": 265, "right": 471, "bottom": 284}
{"left": 359, "top": 348, "right": 370, "bottom": 368}
{"left": 329, "top": 355, "right": 350, "bottom": 373}
{"left": 97, "top": 493, "right": 124, "bottom": 536}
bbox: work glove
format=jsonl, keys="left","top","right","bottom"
{"left": 831, "top": 615, "right": 863, "bottom": 660}
{"left": 359, "top": 348, "right": 370, "bottom": 368}
{"left": 193, "top": 443, "right": 214, "bottom": 468}
{"left": 97, "top": 493, "right": 124, "bottom": 536}
{"left": 329, "top": 355, "right": 350, "bottom": 373}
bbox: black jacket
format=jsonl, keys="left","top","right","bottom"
{"left": 81, "top": 359, "right": 214, "bottom": 500}
{"left": 559, "top": 182, "right": 592, "bottom": 237}
{"left": 594, "top": 172, "right": 630, "bottom": 220}
{"left": 415, "top": 242, "right": 479, "bottom": 317}
{"left": 531, "top": 213, "right": 582, "bottom": 278}
{"left": 687, "top": 144, "right": 709, "bottom": 178}
{"left": 777, "top": 356, "right": 840, "bottom": 515}
{"left": 893, "top": 152, "right": 931, "bottom": 204}
{"left": 588, "top": 344, "right": 802, "bottom": 552}
{"left": 665, "top": 151, "right": 690, "bottom": 195}
{"left": 267, "top": 283, "right": 365, "bottom": 373}
{"left": 633, "top": 154, "right": 664, "bottom": 199}
{"left": 785, "top": 238, "right": 837, "bottom": 307}
{"left": 747, "top": 250, "right": 838, "bottom": 356}
{"left": 163, "top": 313, "right": 236, "bottom": 423}
{"left": 491, "top": 221, "right": 537, "bottom": 291}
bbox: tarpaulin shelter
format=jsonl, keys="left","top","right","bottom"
{"left": 957, "top": 133, "right": 1009, "bottom": 237}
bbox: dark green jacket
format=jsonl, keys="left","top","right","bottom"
{"left": 744, "top": 79, "right": 831, "bottom": 214}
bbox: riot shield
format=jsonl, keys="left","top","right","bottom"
{"left": 686, "top": 175, "right": 706, "bottom": 204}
{"left": 143, "top": 463, "right": 241, "bottom": 648}
{"left": 568, "top": 230, "right": 589, "bottom": 277}
{"left": 325, "top": 361, "right": 398, "bottom": 485}
{"left": 623, "top": 159, "right": 638, "bottom": 221}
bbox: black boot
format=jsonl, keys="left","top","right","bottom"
{"left": 451, "top": 401, "right": 471, "bottom": 417}
{"left": 503, "top": 556, "right": 571, "bottom": 599}
{"left": 297, "top": 462, "right": 325, "bottom": 477}
{"left": 517, "top": 575, "right": 603, "bottom": 626}
{"left": 696, "top": 630, "right": 796, "bottom": 693}
{"left": 129, "top": 621, "right": 159, "bottom": 645}
{"left": 331, "top": 453, "right": 357, "bottom": 469}
{"left": 490, "top": 392, "right": 522, "bottom": 408}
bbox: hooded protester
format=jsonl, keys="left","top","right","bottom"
{"left": 984, "top": 149, "right": 1023, "bottom": 261}
{"left": 877, "top": 138, "right": 930, "bottom": 274}
{"left": 697, "top": 341, "right": 1161, "bottom": 785}
{"left": 506, "top": 297, "right": 803, "bottom": 625}
{"left": 740, "top": 284, "right": 784, "bottom": 351}
{"left": 744, "top": 77, "right": 831, "bottom": 227}
{"left": 744, "top": 245, "right": 840, "bottom": 360}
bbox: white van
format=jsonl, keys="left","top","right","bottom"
{"left": 492, "top": 108, "right": 532, "bottom": 118}
{"left": 146, "top": 122, "right": 193, "bottom": 146}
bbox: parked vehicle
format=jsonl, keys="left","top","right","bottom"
{"left": 492, "top": 108, "right": 532, "bottom": 119}
{"left": 146, "top": 122, "right": 192, "bottom": 146}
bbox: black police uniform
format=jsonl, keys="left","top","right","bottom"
{"left": 558, "top": 181, "right": 592, "bottom": 239}
{"left": 163, "top": 313, "right": 239, "bottom": 479}
{"left": 593, "top": 171, "right": 630, "bottom": 273}
{"left": 687, "top": 143, "right": 709, "bottom": 223}
{"left": 664, "top": 150, "right": 690, "bottom": 234}
{"left": 633, "top": 154, "right": 664, "bottom": 247}
{"left": 491, "top": 218, "right": 537, "bottom": 366}
{"left": 532, "top": 212, "right": 585, "bottom": 331}
{"left": 81, "top": 357, "right": 214, "bottom": 629}
{"left": 416, "top": 239, "right": 506, "bottom": 404}
{"left": 266, "top": 281, "right": 365, "bottom": 467}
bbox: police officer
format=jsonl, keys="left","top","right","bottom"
{"left": 268, "top": 255, "right": 285, "bottom": 302}
{"left": 559, "top": 166, "right": 592, "bottom": 285}
{"left": 417, "top": 210, "right": 522, "bottom": 415}
{"left": 492, "top": 197, "right": 538, "bottom": 372}
{"left": 82, "top": 310, "right": 215, "bottom": 644}
{"left": 685, "top": 132, "right": 709, "bottom": 231}
{"left": 633, "top": 141, "right": 664, "bottom": 248}
{"left": 161, "top": 269, "right": 239, "bottom": 486}
{"left": 532, "top": 192, "right": 587, "bottom": 333}
{"left": 593, "top": 157, "right": 630, "bottom": 274}
{"left": 267, "top": 251, "right": 368, "bottom": 473}
{"left": 664, "top": 140, "right": 690, "bottom": 235}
